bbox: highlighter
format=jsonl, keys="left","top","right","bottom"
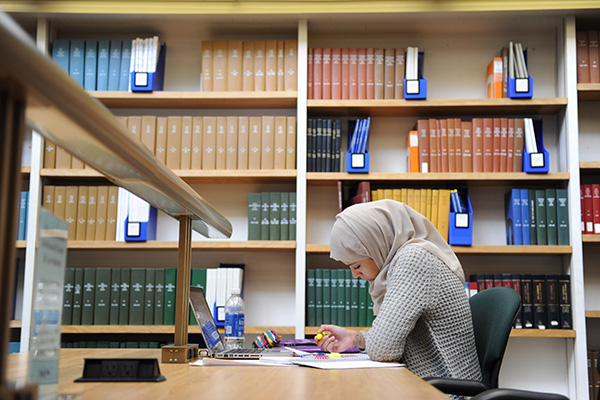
{"left": 315, "top": 331, "right": 332, "bottom": 340}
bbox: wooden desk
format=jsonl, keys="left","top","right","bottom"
{"left": 6, "top": 349, "right": 448, "bottom": 399}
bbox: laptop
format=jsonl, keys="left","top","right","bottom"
{"left": 189, "top": 286, "right": 293, "bottom": 359}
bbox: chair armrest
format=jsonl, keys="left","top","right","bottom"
{"left": 471, "top": 388, "right": 569, "bottom": 400}
{"left": 423, "top": 377, "right": 487, "bottom": 397}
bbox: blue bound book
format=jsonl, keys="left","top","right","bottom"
{"left": 69, "top": 39, "right": 85, "bottom": 87}
{"left": 119, "top": 40, "right": 132, "bottom": 91}
{"left": 97, "top": 40, "right": 110, "bottom": 91}
{"left": 108, "top": 40, "right": 122, "bottom": 91}
{"left": 520, "top": 189, "right": 531, "bottom": 245}
{"left": 505, "top": 188, "right": 522, "bottom": 245}
{"left": 83, "top": 40, "right": 98, "bottom": 91}
{"left": 51, "top": 39, "right": 70, "bottom": 73}
{"left": 17, "top": 191, "right": 28, "bottom": 241}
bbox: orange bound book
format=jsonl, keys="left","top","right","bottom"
{"left": 384, "top": 48, "right": 395, "bottom": 99}
{"left": 243, "top": 41, "right": 255, "bottom": 91}
{"left": 322, "top": 47, "right": 332, "bottom": 100}
{"left": 307, "top": 47, "right": 313, "bottom": 99}
{"left": 166, "top": 116, "right": 182, "bottom": 169}
{"left": 312, "top": 47, "right": 322, "bottom": 100}
{"left": 43, "top": 185, "right": 54, "bottom": 213}
{"left": 54, "top": 187, "right": 66, "bottom": 221}
{"left": 227, "top": 40, "right": 243, "bottom": 91}
{"left": 277, "top": 40, "right": 285, "bottom": 91}
{"left": 366, "top": 47, "right": 375, "bottom": 100}
{"left": 454, "top": 118, "right": 462, "bottom": 173}
{"left": 417, "top": 119, "right": 430, "bottom": 173}
{"left": 238, "top": 116, "right": 249, "bottom": 169}
{"left": 513, "top": 118, "right": 524, "bottom": 172}
{"left": 439, "top": 119, "right": 449, "bottom": 173}
{"left": 492, "top": 118, "right": 501, "bottom": 172}
{"left": 127, "top": 116, "right": 141, "bottom": 141}
{"left": 226, "top": 116, "right": 238, "bottom": 170}
{"left": 261, "top": 116, "right": 275, "bottom": 169}
{"left": 286, "top": 116, "right": 296, "bottom": 170}
{"left": 499, "top": 118, "right": 508, "bottom": 172}
{"left": 577, "top": 31, "right": 590, "bottom": 84}
{"left": 248, "top": 116, "right": 262, "bottom": 169}
{"left": 284, "top": 39, "right": 297, "bottom": 91}
{"left": 94, "top": 186, "right": 108, "bottom": 241}
{"left": 202, "top": 116, "right": 217, "bottom": 170}
{"left": 106, "top": 186, "right": 118, "bottom": 241}
{"left": 349, "top": 48, "right": 358, "bottom": 100}
{"left": 75, "top": 186, "right": 88, "bottom": 241}
{"left": 482, "top": 118, "right": 493, "bottom": 173}
{"left": 447, "top": 118, "right": 456, "bottom": 173}
{"left": 212, "top": 40, "right": 228, "bottom": 91}
{"left": 407, "top": 130, "right": 419, "bottom": 173}
{"left": 331, "top": 48, "right": 342, "bottom": 100}
{"left": 180, "top": 116, "right": 193, "bottom": 169}
{"left": 69, "top": 155, "right": 83, "bottom": 169}
{"left": 357, "top": 48, "right": 367, "bottom": 99}
{"left": 589, "top": 31, "right": 600, "bottom": 83}
{"left": 254, "top": 40, "right": 266, "bottom": 91}
{"left": 86, "top": 186, "right": 98, "bottom": 241}
{"left": 140, "top": 115, "right": 156, "bottom": 154}
{"left": 265, "top": 40, "right": 278, "bottom": 92}
{"left": 395, "top": 48, "right": 405, "bottom": 99}
{"left": 486, "top": 57, "right": 503, "bottom": 99}
{"left": 341, "top": 48, "right": 350, "bottom": 99}
{"left": 428, "top": 118, "right": 438, "bottom": 173}
{"left": 191, "top": 117, "right": 203, "bottom": 169}
{"left": 274, "top": 116, "right": 287, "bottom": 170}
{"left": 155, "top": 117, "right": 167, "bottom": 164}
{"left": 201, "top": 41, "right": 213, "bottom": 91}
{"left": 65, "top": 186, "right": 78, "bottom": 240}
{"left": 506, "top": 118, "right": 515, "bottom": 172}
{"left": 215, "top": 116, "right": 227, "bottom": 169}
{"left": 374, "top": 48, "right": 384, "bottom": 100}
{"left": 472, "top": 118, "right": 484, "bottom": 173}
{"left": 55, "top": 146, "right": 72, "bottom": 169}
{"left": 43, "top": 139, "right": 56, "bottom": 169}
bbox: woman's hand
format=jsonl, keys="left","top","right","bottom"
{"left": 314, "top": 325, "right": 357, "bottom": 353}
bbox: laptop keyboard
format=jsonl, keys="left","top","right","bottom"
{"left": 217, "top": 348, "right": 263, "bottom": 358}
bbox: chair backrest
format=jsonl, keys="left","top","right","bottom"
{"left": 469, "top": 286, "right": 521, "bottom": 390}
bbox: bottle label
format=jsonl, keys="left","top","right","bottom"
{"left": 225, "top": 313, "right": 245, "bottom": 337}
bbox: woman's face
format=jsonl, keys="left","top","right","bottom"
{"left": 344, "top": 258, "right": 380, "bottom": 282}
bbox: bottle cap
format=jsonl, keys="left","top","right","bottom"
{"left": 231, "top": 288, "right": 241, "bottom": 295}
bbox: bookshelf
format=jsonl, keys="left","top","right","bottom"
{"left": 3, "top": 3, "right": 598, "bottom": 399}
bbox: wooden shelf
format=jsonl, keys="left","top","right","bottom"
{"left": 583, "top": 234, "right": 600, "bottom": 243}
{"left": 586, "top": 311, "right": 600, "bottom": 318}
{"left": 91, "top": 91, "right": 297, "bottom": 109}
{"left": 9, "top": 320, "right": 21, "bottom": 329}
{"left": 307, "top": 172, "right": 570, "bottom": 185}
{"left": 307, "top": 98, "right": 567, "bottom": 117}
{"left": 580, "top": 161, "right": 600, "bottom": 171}
{"left": 21, "top": 166, "right": 30, "bottom": 176}
{"left": 61, "top": 325, "right": 295, "bottom": 335}
{"left": 307, "top": 244, "right": 571, "bottom": 254}
{"left": 306, "top": 326, "right": 574, "bottom": 338}
{"left": 578, "top": 83, "right": 600, "bottom": 101}
{"left": 66, "top": 240, "right": 296, "bottom": 251}
{"left": 15, "top": 240, "right": 26, "bottom": 249}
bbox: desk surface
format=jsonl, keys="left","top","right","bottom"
{"left": 6, "top": 349, "right": 447, "bottom": 400}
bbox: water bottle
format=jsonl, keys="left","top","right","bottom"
{"left": 224, "top": 288, "right": 245, "bottom": 350}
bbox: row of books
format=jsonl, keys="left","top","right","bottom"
{"left": 306, "top": 118, "right": 343, "bottom": 172}
{"left": 576, "top": 31, "right": 600, "bottom": 84}
{"left": 306, "top": 269, "right": 375, "bottom": 327}
{"left": 16, "top": 191, "right": 29, "bottom": 241}
{"left": 52, "top": 38, "right": 156, "bottom": 91}
{"left": 61, "top": 341, "right": 165, "bottom": 349}
{"left": 581, "top": 184, "right": 600, "bottom": 234}
{"left": 308, "top": 47, "right": 407, "bottom": 100}
{"left": 247, "top": 192, "right": 297, "bottom": 241}
{"left": 44, "top": 115, "right": 297, "bottom": 171}
{"left": 486, "top": 42, "right": 530, "bottom": 99}
{"left": 410, "top": 117, "right": 527, "bottom": 173}
{"left": 200, "top": 40, "right": 298, "bottom": 92}
{"left": 587, "top": 350, "right": 600, "bottom": 400}
{"left": 62, "top": 266, "right": 244, "bottom": 326}
{"left": 469, "top": 273, "right": 572, "bottom": 330}
{"left": 505, "top": 188, "right": 570, "bottom": 246}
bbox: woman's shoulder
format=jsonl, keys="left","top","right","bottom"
{"left": 394, "top": 244, "right": 447, "bottom": 267}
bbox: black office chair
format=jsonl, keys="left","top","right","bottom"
{"left": 424, "top": 286, "right": 569, "bottom": 400}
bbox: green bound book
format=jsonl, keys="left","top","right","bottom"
{"left": 260, "top": 192, "right": 270, "bottom": 240}
{"left": 129, "top": 268, "right": 145, "bottom": 325}
{"left": 289, "top": 192, "right": 297, "bottom": 241}
{"left": 164, "top": 268, "right": 177, "bottom": 325}
{"left": 306, "top": 269, "right": 316, "bottom": 326}
{"left": 190, "top": 268, "right": 207, "bottom": 325}
{"left": 330, "top": 269, "right": 338, "bottom": 325}
{"left": 344, "top": 270, "right": 352, "bottom": 326}
{"left": 367, "top": 295, "right": 375, "bottom": 326}
{"left": 62, "top": 268, "right": 75, "bottom": 325}
{"left": 247, "top": 193, "right": 261, "bottom": 240}
{"left": 119, "top": 268, "right": 130, "bottom": 325}
{"left": 358, "top": 278, "right": 368, "bottom": 327}
{"left": 556, "top": 189, "right": 570, "bottom": 246}
{"left": 528, "top": 189, "right": 537, "bottom": 245}
{"left": 322, "top": 269, "right": 331, "bottom": 324}
{"left": 72, "top": 268, "right": 84, "bottom": 325}
{"left": 154, "top": 268, "right": 165, "bottom": 326}
{"left": 81, "top": 268, "right": 96, "bottom": 325}
{"left": 93, "top": 268, "right": 111, "bottom": 325}
{"left": 545, "top": 189, "right": 558, "bottom": 246}
{"left": 535, "top": 190, "right": 547, "bottom": 246}
{"left": 280, "top": 192, "right": 289, "bottom": 241}
{"left": 336, "top": 270, "right": 345, "bottom": 326}
{"left": 109, "top": 268, "right": 120, "bottom": 325}
{"left": 315, "top": 269, "right": 323, "bottom": 325}
{"left": 269, "top": 192, "right": 281, "bottom": 240}
{"left": 350, "top": 277, "right": 359, "bottom": 327}
{"left": 143, "top": 269, "right": 155, "bottom": 325}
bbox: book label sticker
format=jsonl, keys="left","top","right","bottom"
{"left": 516, "top": 78, "right": 529, "bottom": 93}
{"left": 351, "top": 153, "right": 365, "bottom": 168}
{"left": 455, "top": 213, "right": 470, "bottom": 228}
{"left": 406, "top": 79, "right": 420, "bottom": 94}
{"left": 530, "top": 153, "right": 545, "bottom": 168}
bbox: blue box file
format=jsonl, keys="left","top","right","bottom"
{"left": 449, "top": 195, "right": 472, "bottom": 246}
{"left": 523, "top": 119, "right": 549, "bottom": 173}
{"left": 508, "top": 76, "right": 533, "bottom": 99}
{"left": 124, "top": 206, "right": 157, "bottom": 241}
{"left": 130, "top": 43, "right": 166, "bottom": 92}
{"left": 404, "top": 78, "right": 427, "bottom": 100}
{"left": 346, "top": 152, "right": 369, "bottom": 173}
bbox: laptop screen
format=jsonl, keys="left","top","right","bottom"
{"left": 189, "top": 286, "right": 225, "bottom": 354}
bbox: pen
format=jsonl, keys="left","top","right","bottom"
{"left": 315, "top": 331, "right": 332, "bottom": 340}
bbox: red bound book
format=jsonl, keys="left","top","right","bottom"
{"left": 584, "top": 184, "right": 593, "bottom": 234}
{"left": 313, "top": 48, "right": 322, "bottom": 100}
{"left": 447, "top": 118, "right": 456, "bottom": 173}
{"left": 577, "top": 31, "right": 591, "bottom": 84}
{"left": 307, "top": 48, "right": 313, "bottom": 99}
{"left": 472, "top": 118, "right": 483, "bottom": 173}
{"left": 593, "top": 184, "right": 600, "bottom": 234}
{"left": 589, "top": 31, "right": 600, "bottom": 83}
{"left": 499, "top": 118, "right": 508, "bottom": 172}
{"left": 454, "top": 118, "right": 462, "bottom": 173}
{"left": 506, "top": 118, "right": 515, "bottom": 172}
{"left": 513, "top": 118, "right": 524, "bottom": 173}
{"left": 331, "top": 48, "right": 342, "bottom": 100}
{"left": 341, "top": 48, "right": 350, "bottom": 100}
{"left": 322, "top": 48, "right": 332, "bottom": 100}
{"left": 349, "top": 48, "right": 358, "bottom": 100}
{"left": 492, "top": 118, "right": 501, "bottom": 172}
{"left": 461, "top": 121, "right": 473, "bottom": 173}
{"left": 428, "top": 119, "right": 439, "bottom": 173}
{"left": 581, "top": 185, "right": 585, "bottom": 233}
{"left": 417, "top": 119, "right": 430, "bottom": 173}
{"left": 439, "top": 119, "right": 449, "bottom": 173}
{"left": 358, "top": 48, "right": 367, "bottom": 99}
{"left": 394, "top": 48, "right": 405, "bottom": 99}
{"left": 483, "top": 118, "right": 494, "bottom": 173}
{"left": 366, "top": 47, "right": 375, "bottom": 99}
